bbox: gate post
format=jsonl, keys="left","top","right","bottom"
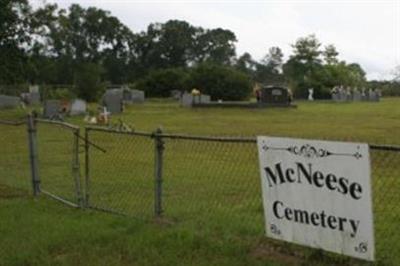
{"left": 27, "top": 113, "right": 40, "bottom": 196}
{"left": 84, "top": 128, "right": 90, "bottom": 207}
{"left": 72, "top": 128, "right": 83, "bottom": 208}
{"left": 154, "top": 127, "right": 164, "bottom": 217}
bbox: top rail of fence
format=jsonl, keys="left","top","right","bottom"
{"left": 0, "top": 119, "right": 25, "bottom": 126}
{"left": 35, "top": 118, "right": 79, "bottom": 131}
{"left": 85, "top": 125, "right": 400, "bottom": 151}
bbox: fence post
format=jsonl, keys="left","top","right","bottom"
{"left": 154, "top": 127, "right": 164, "bottom": 217}
{"left": 27, "top": 113, "right": 40, "bottom": 196}
{"left": 72, "top": 129, "right": 83, "bottom": 208}
{"left": 84, "top": 128, "right": 90, "bottom": 207}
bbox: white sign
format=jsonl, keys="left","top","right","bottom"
{"left": 257, "top": 136, "right": 374, "bottom": 261}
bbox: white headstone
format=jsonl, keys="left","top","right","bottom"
{"left": 308, "top": 88, "right": 314, "bottom": 101}
{"left": 70, "top": 99, "right": 87, "bottom": 116}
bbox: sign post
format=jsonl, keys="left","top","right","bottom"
{"left": 257, "top": 136, "right": 374, "bottom": 261}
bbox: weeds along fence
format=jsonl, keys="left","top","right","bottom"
{"left": 0, "top": 117, "right": 399, "bottom": 263}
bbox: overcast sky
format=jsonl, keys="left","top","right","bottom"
{"left": 31, "top": 0, "right": 400, "bottom": 80}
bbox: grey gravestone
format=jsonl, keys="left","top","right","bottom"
{"left": 131, "top": 89, "right": 145, "bottom": 103}
{"left": 181, "top": 92, "right": 211, "bottom": 107}
{"left": 361, "top": 89, "right": 367, "bottom": 101}
{"left": 199, "top": 94, "right": 211, "bottom": 103}
{"left": 374, "top": 89, "right": 381, "bottom": 102}
{"left": 29, "top": 85, "right": 39, "bottom": 93}
{"left": 122, "top": 88, "right": 132, "bottom": 102}
{"left": 331, "top": 87, "right": 339, "bottom": 102}
{"left": 28, "top": 85, "right": 41, "bottom": 105}
{"left": 346, "top": 88, "right": 352, "bottom": 101}
{"left": 181, "top": 92, "right": 193, "bottom": 107}
{"left": 0, "top": 95, "right": 20, "bottom": 109}
{"left": 43, "top": 100, "right": 61, "bottom": 118}
{"left": 29, "top": 92, "right": 41, "bottom": 105}
{"left": 70, "top": 99, "right": 87, "bottom": 116}
{"left": 102, "top": 89, "right": 123, "bottom": 114}
{"left": 339, "top": 88, "right": 347, "bottom": 102}
{"left": 368, "top": 89, "right": 376, "bottom": 102}
{"left": 260, "top": 86, "right": 289, "bottom": 105}
{"left": 353, "top": 89, "right": 362, "bottom": 101}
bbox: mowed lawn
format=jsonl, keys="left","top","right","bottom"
{"left": 1, "top": 98, "right": 400, "bottom": 266}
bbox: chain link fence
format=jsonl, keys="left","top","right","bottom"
{"left": 0, "top": 118, "right": 399, "bottom": 264}
{"left": 0, "top": 120, "right": 30, "bottom": 197}
{"left": 85, "top": 127, "right": 400, "bottom": 264}
{"left": 35, "top": 119, "right": 82, "bottom": 207}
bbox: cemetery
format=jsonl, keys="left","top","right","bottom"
{"left": 1, "top": 1, "right": 399, "bottom": 265}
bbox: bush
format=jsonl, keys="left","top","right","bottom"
{"left": 188, "top": 63, "right": 252, "bottom": 101}
{"left": 74, "top": 63, "right": 105, "bottom": 102}
{"left": 135, "top": 68, "right": 189, "bottom": 97}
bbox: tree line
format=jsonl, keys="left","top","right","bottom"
{"left": 1, "top": 0, "right": 399, "bottom": 101}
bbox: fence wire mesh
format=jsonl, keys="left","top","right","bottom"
{"left": 86, "top": 129, "right": 154, "bottom": 218}
{"left": 0, "top": 119, "right": 399, "bottom": 264}
{"left": 370, "top": 147, "right": 400, "bottom": 263}
{"left": 0, "top": 121, "right": 30, "bottom": 196}
{"left": 163, "top": 138, "right": 263, "bottom": 234}
{"left": 84, "top": 128, "right": 400, "bottom": 264}
{"left": 36, "top": 121, "right": 81, "bottom": 206}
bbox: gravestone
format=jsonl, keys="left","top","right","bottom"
{"left": 346, "top": 87, "right": 352, "bottom": 101}
{"left": 130, "top": 89, "right": 145, "bottom": 103}
{"left": 361, "top": 88, "right": 367, "bottom": 101}
{"left": 0, "top": 95, "right": 20, "bottom": 109}
{"left": 260, "top": 86, "right": 289, "bottom": 105}
{"left": 353, "top": 89, "right": 362, "bottom": 101}
{"left": 368, "top": 89, "right": 376, "bottom": 102}
{"left": 331, "top": 87, "right": 339, "bottom": 102}
{"left": 122, "top": 88, "right": 132, "bottom": 102}
{"left": 43, "top": 100, "right": 61, "bottom": 118}
{"left": 121, "top": 88, "right": 145, "bottom": 104}
{"left": 70, "top": 99, "right": 87, "bottom": 116}
{"left": 308, "top": 88, "right": 314, "bottom": 101}
{"left": 29, "top": 85, "right": 41, "bottom": 105}
{"left": 374, "top": 89, "right": 381, "bottom": 102}
{"left": 181, "top": 92, "right": 211, "bottom": 107}
{"left": 102, "top": 89, "right": 123, "bottom": 114}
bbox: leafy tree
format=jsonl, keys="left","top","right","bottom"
{"left": 235, "top": 52, "right": 257, "bottom": 76}
{"left": 188, "top": 63, "right": 252, "bottom": 101}
{"left": 283, "top": 35, "right": 324, "bottom": 97}
{"left": 323, "top": 44, "right": 339, "bottom": 65}
{"left": 255, "top": 46, "right": 284, "bottom": 85}
{"left": 73, "top": 62, "right": 104, "bottom": 101}
{"left": 0, "top": 0, "right": 32, "bottom": 83}
{"left": 135, "top": 68, "right": 189, "bottom": 97}
{"left": 194, "top": 28, "right": 237, "bottom": 65}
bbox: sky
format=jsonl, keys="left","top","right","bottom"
{"left": 31, "top": 0, "right": 400, "bottom": 81}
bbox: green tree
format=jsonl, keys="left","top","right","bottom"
{"left": 73, "top": 62, "right": 104, "bottom": 101}
{"left": 135, "top": 68, "right": 189, "bottom": 97}
{"left": 235, "top": 52, "right": 257, "bottom": 76}
{"left": 283, "top": 34, "right": 324, "bottom": 97}
{"left": 189, "top": 63, "right": 252, "bottom": 101}
{"left": 323, "top": 44, "right": 339, "bottom": 65}
{"left": 0, "top": 0, "right": 32, "bottom": 83}
{"left": 255, "top": 46, "right": 284, "bottom": 85}
{"left": 194, "top": 28, "right": 237, "bottom": 65}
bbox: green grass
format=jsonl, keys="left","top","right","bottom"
{"left": 1, "top": 98, "right": 400, "bottom": 266}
